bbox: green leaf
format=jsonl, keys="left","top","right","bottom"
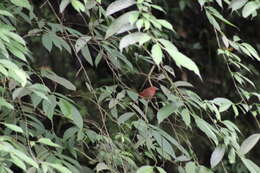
{"left": 129, "top": 12, "right": 139, "bottom": 25}
{"left": 71, "top": 0, "right": 85, "bottom": 12}
{"left": 106, "top": 0, "right": 136, "bottom": 16}
{"left": 12, "top": 88, "right": 31, "bottom": 100}
{"left": 63, "top": 127, "right": 77, "bottom": 141}
{"left": 198, "top": 166, "right": 214, "bottom": 173}
{"left": 127, "top": 90, "right": 139, "bottom": 101}
{"left": 8, "top": 32, "right": 26, "bottom": 45}
{"left": 152, "top": 125, "right": 190, "bottom": 157}
{"left": 131, "top": 103, "right": 146, "bottom": 120}
{"left": 31, "top": 94, "right": 42, "bottom": 108}
{"left": 58, "top": 99, "right": 73, "bottom": 118}
{"left": 105, "top": 11, "right": 138, "bottom": 39}
{"left": 119, "top": 32, "right": 151, "bottom": 51}
{"left": 222, "top": 35, "right": 229, "bottom": 48}
{"left": 206, "top": 7, "right": 237, "bottom": 28}
{"left": 181, "top": 109, "right": 191, "bottom": 127}
{"left": 157, "top": 104, "right": 177, "bottom": 124}
{"left": 150, "top": 5, "right": 166, "bottom": 13}
{"left": 198, "top": 0, "right": 207, "bottom": 8}
{"left": 136, "top": 166, "right": 154, "bottom": 173}
{"left": 222, "top": 120, "right": 241, "bottom": 133}
{"left": 210, "top": 104, "right": 221, "bottom": 120}
{"left": 144, "top": 19, "right": 151, "bottom": 30}
{"left": 117, "top": 23, "right": 137, "bottom": 34}
{"left": 212, "top": 97, "right": 232, "bottom": 106}
{"left": 241, "top": 43, "right": 260, "bottom": 61}
{"left": 228, "top": 148, "right": 236, "bottom": 164}
{"left": 241, "top": 158, "right": 260, "bottom": 173}
{"left": 75, "top": 36, "right": 91, "bottom": 53}
{"left": 229, "top": 0, "right": 248, "bottom": 11}
{"left": 10, "top": 154, "right": 26, "bottom": 171}
{"left": 210, "top": 145, "right": 225, "bottom": 168}
{"left": 30, "top": 90, "right": 49, "bottom": 101}
{"left": 138, "top": 33, "right": 152, "bottom": 45}
{"left": 0, "top": 97, "right": 14, "bottom": 109}
{"left": 85, "top": 0, "right": 97, "bottom": 10}
{"left": 242, "top": 1, "right": 260, "bottom": 18}
{"left": 71, "top": 106, "right": 83, "bottom": 129}
{"left": 136, "top": 19, "right": 144, "bottom": 31}
{"left": 158, "top": 39, "right": 178, "bottom": 52}
{"left": 0, "top": 58, "right": 20, "bottom": 69}
{"left": 96, "top": 162, "right": 110, "bottom": 172}
{"left": 42, "top": 71, "right": 76, "bottom": 91}
{"left": 151, "top": 43, "right": 163, "bottom": 65}
{"left": 156, "top": 167, "right": 167, "bottom": 173}
{"left": 95, "top": 49, "right": 103, "bottom": 67}
{"left": 3, "top": 123, "right": 23, "bottom": 133}
{"left": 60, "top": 0, "right": 70, "bottom": 13}
{"left": 13, "top": 149, "right": 39, "bottom": 169}
{"left": 0, "top": 41, "right": 10, "bottom": 59}
{"left": 38, "top": 138, "right": 61, "bottom": 148}
{"left": 0, "top": 10, "right": 14, "bottom": 17}
{"left": 206, "top": 11, "right": 221, "bottom": 31}
{"left": 149, "top": 17, "right": 162, "bottom": 30}
{"left": 81, "top": 45, "right": 93, "bottom": 66}
{"left": 164, "top": 48, "right": 201, "bottom": 78}
{"left": 51, "top": 33, "right": 63, "bottom": 50}
{"left": 0, "top": 65, "right": 8, "bottom": 76}
{"left": 45, "top": 163, "right": 72, "bottom": 173}
{"left": 156, "top": 19, "right": 174, "bottom": 31}
{"left": 239, "top": 134, "right": 260, "bottom": 155}
{"left": 43, "top": 95, "right": 56, "bottom": 120}
{"left": 9, "top": 69, "right": 28, "bottom": 87}
{"left": 177, "top": 166, "right": 185, "bottom": 173}
{"left": 195, "top": 118, "right": 218, "bottom": 145}
{"left": 185, "top": 162, "right": 197, "bottom": 173}
{"left": 216, "top": 0, "right": 223, "bottom": 8}
{"left": 10, "top": 0, "right": 31, "bottom": 10}
{"left": 118, "top": 112, "right": 135, "bottom": 124}
{"left": 152, "top": 131, "right": 176, "bottom": 158}
{"left": 58, "top": 37, "right": 71, "bottom": 53}
{"left": 42, "top": 33, "right": 53, "bottom": 52}
{"left": 28, "top": 84, "right": 50, "bottom": 93}
{"left": 7, "top": 44, "right": 27, "bottom": 62}
{"left": 211, "top": 97, "right": 232, "bottom": 112}
{"left": 174, "top": 81, "right": 193, "bottom": 88}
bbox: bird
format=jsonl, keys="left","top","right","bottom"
{"left": 139, "top": 86, "right": 158, "bottom": 99}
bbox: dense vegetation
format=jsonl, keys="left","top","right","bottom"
{"left": 0, "top": 0, "right": 260, "bottom": 172}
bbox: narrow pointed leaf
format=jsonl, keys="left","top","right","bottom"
{"left": 164, "top": 48, "right": 201, "bottom": 78}
{"left": 151, "top": 43, "right": 163, "bottom": 65}
{"left": 157, "top": 104, "right": 177, "bottom": 124}
{"left": 210, "top": 146, "right": 225, "bottom": 168}
{"left": 229, "top": 0, "right": 248, "bottom": 11}
{"left": 239, "top": 134, "right": 260, "bottom": 154}
{"left": 136, "top": 166, "right": 154, "bottom": 173}
{"left": 105, "top": 11, "right": 138, "bottom": 39}
{"left": 119, "top": 32, "right": 150, "bottom": 51}
{"left": 106, "top": 0, "right": 136, "bottom": 16}
{"left": 241, "top": 158, "right": 260, "bottom": 173}
{"left": 60, "top": 0, "right": 70, "bottom": 13}
{"left": 242, "top": 1, "right": 260, "bottom": 18}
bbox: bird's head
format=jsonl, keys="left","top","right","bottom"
{"left": 150, "top": 86, "right": 158, "bottom": 92}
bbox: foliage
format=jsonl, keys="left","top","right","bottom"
{"left": 0, "top": 0, "right": 259, "bottom": 172}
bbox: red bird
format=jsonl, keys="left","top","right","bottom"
{"left": 139, "top": 86, "right": 158, "bottom": 99}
